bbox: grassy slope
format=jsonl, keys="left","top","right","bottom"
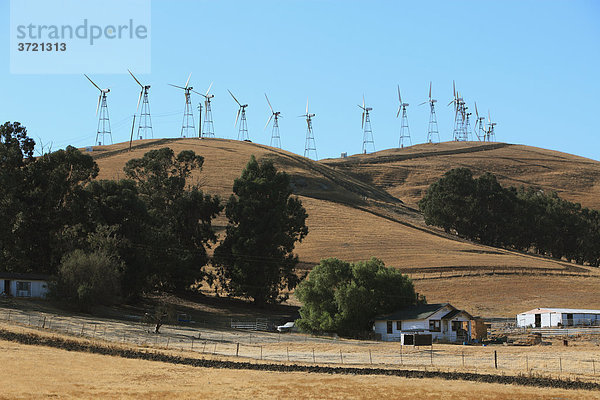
{"left": 89, "top": 139, "right": 600, "bottom": 316}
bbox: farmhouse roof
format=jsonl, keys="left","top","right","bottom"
{"left": 519, "top": 308, "right": 600, "bottom": 315}
{"left": 441, "top": 309, "right": 473, "bottom": 320}
{"left": 0, "top": 272, "right": 51, "bottom": 281}
{"left": 376, "top": 303, "right": 453, "bottom": 321}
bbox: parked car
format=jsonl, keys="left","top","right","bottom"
{"left": 277, "top": 321, "right": 295, "bottom": 333}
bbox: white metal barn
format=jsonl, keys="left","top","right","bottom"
{"left": 516, "top": 308, "right": 600, "bottom": 328}
{"left": 0, "top": 273, "right": 50, "bottom": 298}
{"left": 373, "top": 303, "right": 473, "bottom": 343}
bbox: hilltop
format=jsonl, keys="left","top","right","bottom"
{"left": 88, "top": 139, "right": 600, "bottom": 316}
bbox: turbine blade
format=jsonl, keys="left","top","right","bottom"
{"left": 475, "top": 101, "right": 479, "bottom": 118}
{"left": 169, "top": 84, "right": 186, "bottom": 90}
{"left": 191, "top": 90, "right": 202, "bottom": 95}
{"left": 453, "top": 80, "right": 456, "bottom": 98}
{"left": 429, "top": 81, "right": 432, "bottom": 100}
{"left": 235, "top": 108, "right": 240, "bottom": 127}
{"left": 228, "top": 89, "right": 241, "bottom": 106}
{"left": 265, "top": 114, "right": 273, "bottom": 130}
{"left": 185, "top": 73, "right": 192, "bottom": 88}
{"left": 361, "top": 112, "right": 365, "bottom": 129}
{"left": 306, "top": 97, "right": 309, "bottom": 114}
{"left": 362, "top": 94, "right": 365, "bottom": 109}
{"left": 419, "top": 101, "right": 428, "bottom": 106}
{"left": 137, "top": 90, "right": 143, "bottom": 111}
{"left": 128, "top": 69, "right": 143, "bottom": 87}
{"left": 205, "top": 82, "right": 213, "bottom": 96}
{"left": 396, "top": 106, "right": 401, "bottom": 118}
{"left": 85, "top": 74, "right": 101, "bottom": 91}
{"left": 397, "top": 85, "right": 402, "bottom": 103}
{"left": 96, "top": 94, "right": 102, "bottom": 115}
{"left": 265, "top": 93, "right": 274, "bottom": 113}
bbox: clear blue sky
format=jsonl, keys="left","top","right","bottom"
{"left": 1, "top": 0, "right": 599, "bottom": 161}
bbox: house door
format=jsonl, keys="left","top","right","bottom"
{"left": 3, "top": 280, "right": 9, "bottom": 296}
{"left": 566, "top": 313, "right": 573, "bottom": 326}
{"left": 534, "top": 314, "right": 541, "bottom": 328}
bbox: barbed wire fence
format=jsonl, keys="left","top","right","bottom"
{"left": 1, "top": 308, "right": 599, "bottom": 380}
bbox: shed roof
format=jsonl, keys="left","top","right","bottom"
{"left": 518, "top": 308, "right": 600, "bottom": 315}
{"left": 0, "top": 272, "right": 51, "bottom": 281}
{"left": 376, "top": 303, "right": 452, "bottom": 321}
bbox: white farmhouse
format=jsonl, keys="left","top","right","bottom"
{"left": 517, "top": 308, "right": 600, "bottom": 328}
{"left": 0, "top": 273, "right": 50, "bottom": 298}
{"left": 373, "top": 303, "right": 473, "bottom": 343}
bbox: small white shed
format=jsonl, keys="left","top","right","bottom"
{"left": 373, "top": 303, "right": 473, "bottom": 343}
{"left": 0, "top": 273, "right": 50, "bottom": 299}
{"left": 517, "top": 308, "right": 600, "bottom": 328}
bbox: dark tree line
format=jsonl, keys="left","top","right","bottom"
{"left": 419, "top": 167, "right": 600, "bottom": 266}
{"left": 0, "top": 122, "right": 308, "bottom": 309}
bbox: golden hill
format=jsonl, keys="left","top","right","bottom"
{"left": 87, "top": 139, "right": 600, "bottom": 317}
{"left": 322, "top": 141, "right": 600, "bottom": 210}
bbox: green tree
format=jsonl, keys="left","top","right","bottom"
{"left": 295, "top": 258, "right": 421, "bottom": 336}
{"left": 214, "top": 155, "right": 308, "bottom": 305}
{"left": 52, "top": 249, "right": 123, "bottom": 311}
{"left": 124, "top": 148, "right": 221, "bottom": 291}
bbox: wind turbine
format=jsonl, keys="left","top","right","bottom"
{"left": 300, "top": 98, "right": 317, "bottom": 159}
{"left": 228, "top": 90, "right": 249, "bottom": 140}
{"left": 169, "top": 73, "right": 195, "bottom": 137}
{"left": 486, "top": 111, "right": 497, "bottom": 142}
{"left": 397, "top": 86, "right": 411, "bottom": 148}
{"left": 264, "top": 93, "right": 282, "bottom": 148}
{"left": 474, "top": 102, "right": 486, "bottom": 141}
{"left": 197, "top": 82, "right": 215, "bottom": 137}
{"left": 448, "top": 80, "right": 467, "bottom": 141}
{"left": 128, "top": 69, "right": 153, "bottom": 140}
{"left": 358, "top": 95, "right": 375, "bottom": 153}
{"left": 419, "top": 81, "right": 440, "bottom": 143}
{"left": 85, "top": 74, "right": 112, "bottom": 146}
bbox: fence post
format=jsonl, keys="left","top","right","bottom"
{"left": 42, "top": 316, "right": 46, "bottom": 329}
{"left": 559, "top": 357, "right": 562, "bottom": 374}
{"left": 593, "top": 359, "right": 596, "bottom": 375}
{"left": 526, "top": 355, "right": 529, "bottom": 371}
{"left": 202, "top": 340, "right": 206, "bottom": 353}
{"left": 81, "top": 324, "right": 85, "bottom": 336}
{"left": 430, "top": 346, "right": 433, "bottom": 366}
{"left": 369, "top": 349, "right": 372, "bottom": 365}
{"left": 191, "top": 338, "right": 194, "bottom": 350}
{"left": 260, "top": 346, "right": 263, "bottom": 360}
{"left": 494, "top": 351, "right": 498, "bottom": 369}
{"left": 462, "top": 350, "right": 465, "bottom": 367}
{"left": 340, "top": 349, "right": 343, "bottom": 364}
{"left": 313, "top": 348, "right": 316, "bottom": 363}
{"left": 166, "top": 337, "right": 170, "bottom": 348}
{"left": 236, "top": 343, "right": 239, "bottom": 357}
{"left": 400, "top": 345, "right": 403, "bottom": 365}
{"left": 287, "top": 347, "right": 289, "bottom": 362}
{"left": 213, "top": 342, "right": 217, "bottom": 354}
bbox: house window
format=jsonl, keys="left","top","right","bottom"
{"left": 387, "top": 321, "right": 393, "bottom": 334}
{"left": 452, "top": 321, "right": 462, "bottom": 331}
{"left": 429, "top": 320, "right": 441, "bottom": 332}
{"left": 396, "top": 321, "right": 402, "bottom": 331}
{"left": 16, "top": 281, "right": 31, "bottom": 297}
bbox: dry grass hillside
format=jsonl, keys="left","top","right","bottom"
{"left": 86, "top": 138, "right": 600, "bottom": 316}
{"left": 322, "top": 141, "right": 600, "bottom": 210}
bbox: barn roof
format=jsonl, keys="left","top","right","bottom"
{"left": 519, "top": 308, "right": 600, "bottom": 315}
{"left": 375, "top": 303, "right": 453, "bottom": 321}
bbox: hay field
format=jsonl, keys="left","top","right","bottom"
{"left": 2, "top": 338, "right": 599, "bottom": 399}
{"left": 323, "top": 141, "right": 600, "bottom": 209}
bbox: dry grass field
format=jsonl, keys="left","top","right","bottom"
{"left": 5, "top": 339, "right": 598, "bottom": 399}
{"left": 87, "top": 138, "right": 600, "bottom": 316}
